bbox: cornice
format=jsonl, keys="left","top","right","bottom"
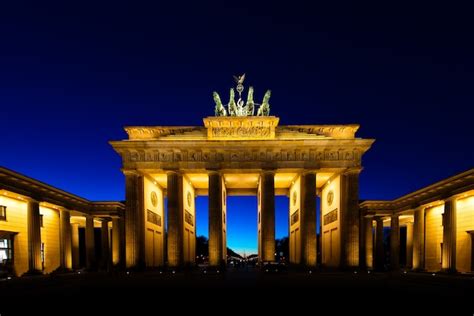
{"left": 360, "top": 168, "right": 474, "bottom": 213}
{"left": 121, "top": 120, "right": 367, "bottom": 142}
{"left": 280, "top": 124, "right": 360, "bottom": 139}
{"left": 0, "top": 166, "right": 124, "bottom": 215}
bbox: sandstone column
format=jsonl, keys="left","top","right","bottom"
{"left": 390, "top": 214, "right": 400, "bottom": 270}
{"left": 413, "top": 207, "right": 425, "bottom": 270}
{"left": 85, "top": 215, "right": 96, "bottom": 270}
{"left": 101, "top": 219, "right": 110, "bottom": 270}
{"left": 363, "top": 217, "right": 373, "bottom": 269}
{"left": 124, "top": 171, "right": 145, "bottom": 269}
{"left": 260, "top": 170, "right": 275, "bottom": 262}
{"left": 406, "top": 222, "right": 414, "bottom": 269}
{"left": 340, "top": 169, "right": 360, "bottom": 268}
{"left": 120, "top": 217, "right": 126, "bottom": 268}
{"left": 301, "top": 171, "right": 317, "bottom": 266}
{"left": 112, "top": 217, "right": 123, "bottom": 267}
{"left": 27, "top": 200, "right": 42, "bottom": 274}
{"left": 375, "top": 217, "right": 385, "bottom": 271}
{"left": 71, "top": 223, "right": 80, "bottom": 269}
{"left": 442, "top": 198, "right": 457, "bottom": 272}
{"left": 208, "top": 171, "right": 224, "bottom": 266}
{"left": 59, "top": 209, "right": 72, "bottom": 270}
{"left": 167, "top": 170, "right": 184, "bottom": 267}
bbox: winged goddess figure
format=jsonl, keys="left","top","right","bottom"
{"left": 233, "top": 73, "right": 246, "bottom": 85}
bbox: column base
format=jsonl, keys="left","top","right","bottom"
{"left": 23, "top": 269, "right": 43, "bottom": 276}
{"left": 51, "top": 267, "right": 74, "bottom": 275}
{"left": 440, "top": 268, "right": 457, "bottom": 274}
{"left": 339, "top": 265, "right": 361, "bottom": 272}
{"left": 124, "top": 263, "right": 146, "bottom": 272}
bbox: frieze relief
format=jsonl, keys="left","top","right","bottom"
{"left": 124, "top": 148, "right": 360, "bottom": 163}
{"left": 125, "top": 126, "right": 203, "bottom": 140}
{"left": 281, "top": 125, "right": 359, "bottom": 139}
{"left": 211, "top": 126, "right": 272, "bottom": 138}
{"left": 203, "top": 116, "right": 279, "bottom": 140}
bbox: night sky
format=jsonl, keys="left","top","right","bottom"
{"left": 1, "top": 1, "right": 473, "bottom": 253}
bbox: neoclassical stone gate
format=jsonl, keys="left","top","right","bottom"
{"left": 110, "top": 115, "right": 374, "bottom": 268}
{"left": 110, "top": 78, "right": 374, "bottom": 269}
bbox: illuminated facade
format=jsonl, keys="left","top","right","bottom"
{"left": 0, "top": 167, "right": 124, "bottom": 276}
{"left": 110, "top": 115, "right": 375, "bottom": 268}
{"left": 1, "top": 76, "right": 472, "bottom": 275}
{"left": 1, "top": 126, "right": 473, "bottom": 276}
{"left": 360, "top": 169, "right": 474, "bottom": 272}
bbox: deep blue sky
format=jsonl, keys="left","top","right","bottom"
{"left": 1, "top": 1, "right": 473, "bottom": 253}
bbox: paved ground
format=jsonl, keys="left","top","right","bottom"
{"left": 1, "top": 267, "right": 473, "bottom": 313}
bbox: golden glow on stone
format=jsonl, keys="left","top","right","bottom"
{"left": 203, "top": 116, "right": 279, "bottom": 140}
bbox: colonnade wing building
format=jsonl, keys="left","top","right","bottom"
{"left": 109, "top": 115, "right": 375, "bottom": 268}
{"left": 0, "top": 167, "right": 124, "bottom": 276}
{"left": 360, "top": 169, "right": 474, "bottom": 272}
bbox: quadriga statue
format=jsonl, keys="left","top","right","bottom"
{"left": 257, "top": 90, "right": 271, "bottom": 116}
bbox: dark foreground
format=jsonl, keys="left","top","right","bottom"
{"left": 1, "top": 266, "right": 473, "bottom": 313}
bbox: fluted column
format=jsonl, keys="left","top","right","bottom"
{"left": 125, "top": 171, "right": 145, "bottom": 269}
{"left": 363, "top": 217, "right": 374, "bottom": 269}
{"left": 100, "top": 219, "right": 110, "bottom": 270}
{"left": 112, "top": 217, "right": 123, "bottom": 267}
{"left": 301, "top": 171, "right": 317, "bottom": 266}
{"left": 208, "top": 171, "right": 224, "bottom": 266}
{"left": 27, "top": 200, "right": 42, "bottom": 274}
{"left": 260, "top": 170, "right": 275, "bottom": 262}
{"left": 390, "top": 214, "right": 400, "bottom": 270}
{"left": 167, "top": 170, "right": 184, "bottom": 267}
{"left": 442, "top": 198, "right": 457, "bottom": 272}
{"left": 71, "top": 223, "right": 80, "bottom": 269}
{"left": 406, "top": 222, "right": 414, "bottom": 268}
{"left": 85, "top": 215, "right": 96, "bottom": 270}
{"left": 340, "top": 169, "right": 360, "bottom": 268}
{"left": 413, "top": 207, "right": 425, "bottom": 270}
{"left": 375, "top": 217, "right": 385, "bottom": 271}
{"left": 59, "top": 209, "right": 72, "bottom": 270}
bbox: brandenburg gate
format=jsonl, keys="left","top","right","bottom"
{"left": 110, "top": 76, "right": 374, "bottom": 269}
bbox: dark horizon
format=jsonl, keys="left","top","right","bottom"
{"left": 1, "top": 1, "right": 473, "bottom": 253}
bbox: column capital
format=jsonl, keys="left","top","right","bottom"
{"left": 165, "top": 169, "right": 182, "bottom": 176}
{"left": 444, "top": 195, "right": 460, "bottom": 203}
{"left": 413, "top": 205, "right": 425, "bottom": 212}
{"left": 343, "top": 167, "right": 362, "bottom": 176}
{"left": 23, "top": 196, "right": 41, "bottom": 204}
{"left": 260, "top": 169, "right": 276, "bottom": 175}
{"left": 122, "top": 169, "right": 141, "bottom": 177}
{"left": 390, "top": 213, "right": 400, "bottom": 219}
{"left": 362, "top": 210, "right": 376, "bottom": 218}
{"left": 206, "top": 169, "right": 224, "bottom": 176}
{"left": 301, "top": 169, "right": 317, "bottom": 176}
